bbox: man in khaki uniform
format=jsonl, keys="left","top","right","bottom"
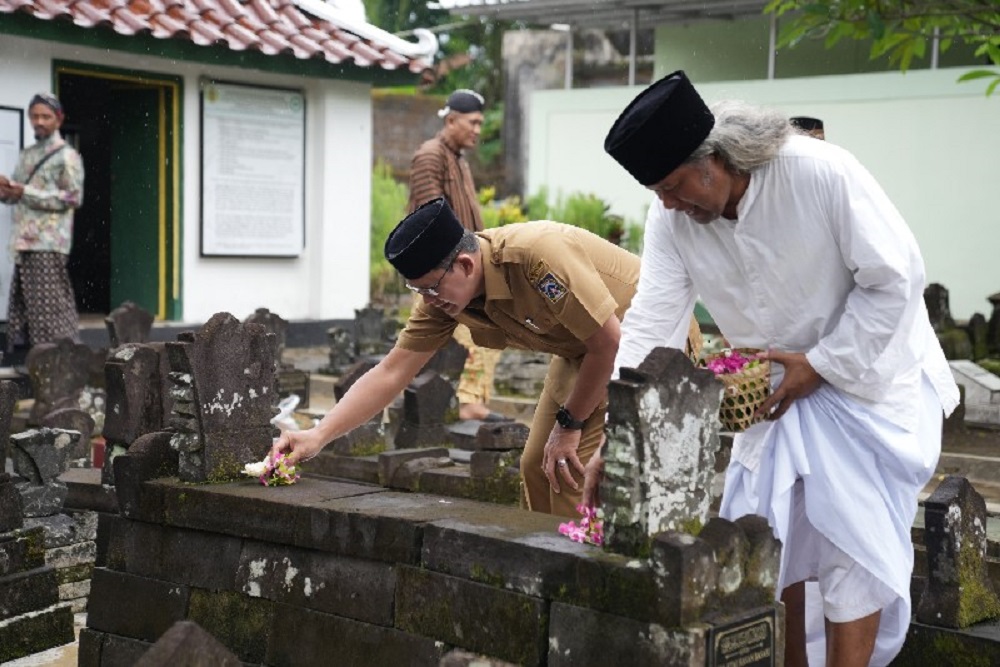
{"left": 274, "top": 197, "right": 701, "bottom": 517}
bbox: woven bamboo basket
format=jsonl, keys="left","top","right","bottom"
{"left": 706, "top": 349, "right": 771, "bottom": 432}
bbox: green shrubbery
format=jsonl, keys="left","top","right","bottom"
{"left": 370, "top": 160, "right": 408, "bottom": 301}
{"left": 479, "top": 186, "right": 529, "bottom": 228}
{"left": 526, "top": 187, "right": 644, "bottom": 254}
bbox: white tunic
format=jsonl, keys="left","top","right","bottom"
{"left": 615, "top": 134, "right": 959, "bottom": 665}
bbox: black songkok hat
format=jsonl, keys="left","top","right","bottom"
{"left": 603, "top": 70, "right": 714, "bottom": 186}
{"left": 790, "top": 116, "right": 824, "bottom": 132}
{"left": 29, "top": 92, "right": 63, "bottom": 115}
{"left": 438, "top": 89, "right": 485, "bottom": 117}
{"left": 385, "top": 198, "right": 465, "bottom": 280}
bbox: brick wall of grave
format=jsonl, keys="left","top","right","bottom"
{"left": 79, "top": 472, "right": 781, "bottom": 667}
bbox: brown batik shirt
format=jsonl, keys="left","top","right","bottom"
{"left": 408, "top": 132, "right": 484, "bottom": 232}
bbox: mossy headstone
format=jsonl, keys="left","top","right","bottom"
{"left": 603, "top": 347, "right": 723, "bottom": 557}
{"left": 916, "top": 475, "right": 1000, "bottom": 628}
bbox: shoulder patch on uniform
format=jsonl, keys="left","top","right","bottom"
{"left": 536, "top": 272, "right": 568, "bottom": 303}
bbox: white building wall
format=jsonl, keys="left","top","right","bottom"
{"left": 0, "top": 34, "right": 373, "bottom": 323}
{"left": 528, "top": 68, "right": 999, "bottom": 321}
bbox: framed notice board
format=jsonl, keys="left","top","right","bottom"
{"left": 200, "top": 81, "right": 305, "bottom": 257}
{"left": 0, "top": 106, "right": 24, "bottom": 319}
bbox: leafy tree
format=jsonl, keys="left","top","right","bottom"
{"left": 765, "top": 0, "right": 1000, "bottom": 95}
{"left": 362, "top": 0, "right": 514, "bottom": 107}
{"left": 362, "top": 0, "right": 440, "bottom": 34}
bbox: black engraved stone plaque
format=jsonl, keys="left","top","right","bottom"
{"left": 707, "top": 607, "right": 775, "bottom": 667}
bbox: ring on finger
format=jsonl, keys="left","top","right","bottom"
{"left": 557, "top": 458, "right": 568, "bottom": 467}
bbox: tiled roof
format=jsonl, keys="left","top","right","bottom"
{"left": 0, "top": 0, "right": 434, "bottom": 73}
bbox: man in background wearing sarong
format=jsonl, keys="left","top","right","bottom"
{"left": 0, "top": 92, "right": 83, "bottom": 355}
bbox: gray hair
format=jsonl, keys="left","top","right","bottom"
{"left": 437, "top": 230, "right": 479, "bottom": 270}
{"left": 687, "top": 100, "right": 792, "bottom": 173}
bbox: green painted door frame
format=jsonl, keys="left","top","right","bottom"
{"left": 56, "top": 62, "right": 183, "bottom": 321}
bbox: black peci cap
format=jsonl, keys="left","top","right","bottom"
{"left": 438, "top": 89, "right": 485, "bottom": 117}
{"left": 604, "top": 70, "right": 714, "bottom": 186}
{"left": 790, "top": 116, "right": 824, "bottom": 132}
{"left": 384, "top": 198, "right": 465, "bottom": 280}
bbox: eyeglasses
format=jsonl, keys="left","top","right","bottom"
{"left": 405, "top": 250, "right": 460, "bottom": 297}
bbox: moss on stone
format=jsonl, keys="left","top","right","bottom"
{"left": 206, "top": 450, "right": 243, "bottom": 483}
{"left": 469, "top": 562, "right": 506, "bottom": 588}
{"left": 55, "top": 562, "right": 94, "bottom": 585}
{"left": 956, "top": 538, "right": 1000, "bottom": 627}
{"left": 680, "top": 517, "right": 704, "bottom": 537}
{"left": 187, "top": 588, "right": 272, "bottom": 662}
{"left": 23, "top": 528, "right": 47, "bottom": 566}
{"left": 0, "top": 605, "right": 74, "bottom": 663}
{"left": 979, "top": 358, "right": 1000, "bottom": 378}
{"left": 938, "top": 328, "right": 973, "bottom": 360}
{"left": 349, "top": 441, "right": 388, "bottom": 457}
{"left": 930, "top": 631, "right": 992, "bottom": 666}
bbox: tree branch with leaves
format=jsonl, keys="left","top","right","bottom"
{"left": 765, "top": 0, "right": 1000, "bottom": 95}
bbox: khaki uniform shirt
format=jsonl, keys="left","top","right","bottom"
{"left": 396, "top": 221, "right": 639, "bottom": 359}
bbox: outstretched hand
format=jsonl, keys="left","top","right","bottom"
{"left": 755, "top": 350, "right": 823, "bottom": 421}
{"left": 269, "top": 428, "right": 327, "bottom": 467}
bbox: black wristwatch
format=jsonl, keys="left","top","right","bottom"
{"left": 556, "top": 405, "right": 586, "bottom": 430}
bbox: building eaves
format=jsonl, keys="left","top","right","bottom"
{"left": 0, "top": 0, "right": 437, "bottom": 75}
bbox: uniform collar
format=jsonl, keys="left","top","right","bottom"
{"left": 477, "top": 234, "right": 512, "bottom": 301}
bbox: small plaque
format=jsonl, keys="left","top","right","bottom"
{"left": 707, "top": 607, "right": 776, "bottom": 667}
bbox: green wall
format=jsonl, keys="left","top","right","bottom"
{"left": 528, "top": 67, "right": 998, "bottom": 320}
{"left": 653, "top": 16, "right": 984, "bottom": 82}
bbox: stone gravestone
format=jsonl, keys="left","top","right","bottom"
{"left": 925, "top": 283, "right": 956, "bottom": 332}
{"left": 25, "top": 338, "right": 93, "bottom": 425}
{"left": 0, "top": 470, "right": 75, "bottom": 663}
{"left": 165, "top": 313, "right": 278, "bottom": 483}
{"left": 597, "top": 346, "right": 783, "bottom": 666}
{"left": 42, "top": 408, "right": 95, "bottom": 465}
{"left": 0, "top": 472, "right": 23, "bottom": 532}
{"left": 105, "top": 300, "right": 154, "bottom": 347}
{"left": 916, "top": 475, "right": 1000, "bottom": 628}
{"left": 323, "top": 326, "right": 355, "bottom": 375}
{"left": 603, "top": 346, "right": 724, "bottom": 556}
{"left": 925, "top": 283, "right": 973, "bottom": 360}
{"left": 967, "top": 312, "right": 989, "bottom": 361}
{"left": 245, "top": 307, "right": 288, "bottom": 354}
{"left": 493, "top": 349, "right": 550, "bottom": 397}
{"left": 467, "top": 421, "right": 529, "bottom": 481}
{"left": 354, "top": 306, "right": 394, "bottom": 357}
{"left": 10, "top": 428, "right": 79, "bottom": 517}
{"left": 987, "top": 292, "right": 1000, "bottom": 357}
{"left": 393, "top": 371, "right": 455, "bottom": 449}
{"left": 102, "top": 344, "right": 165, "bottom": 485}
{"left": 8, "top": 424, "right": 99, "bottom": 613}
{"left": 245, "top": 307, "right": 310, "bottom": 407}
{"left": 0, "top": 380, "right": 19, "bottom": 466}
{"left": 421, "top": 338, "right": 468, "bottom": 385}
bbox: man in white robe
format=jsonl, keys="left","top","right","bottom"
{"left": 601, "top": 71, "right": 958, "bottom": 666}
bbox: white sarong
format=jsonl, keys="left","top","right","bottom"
{"left": 720, "top": 375, "right": 942, "bottom": 666}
